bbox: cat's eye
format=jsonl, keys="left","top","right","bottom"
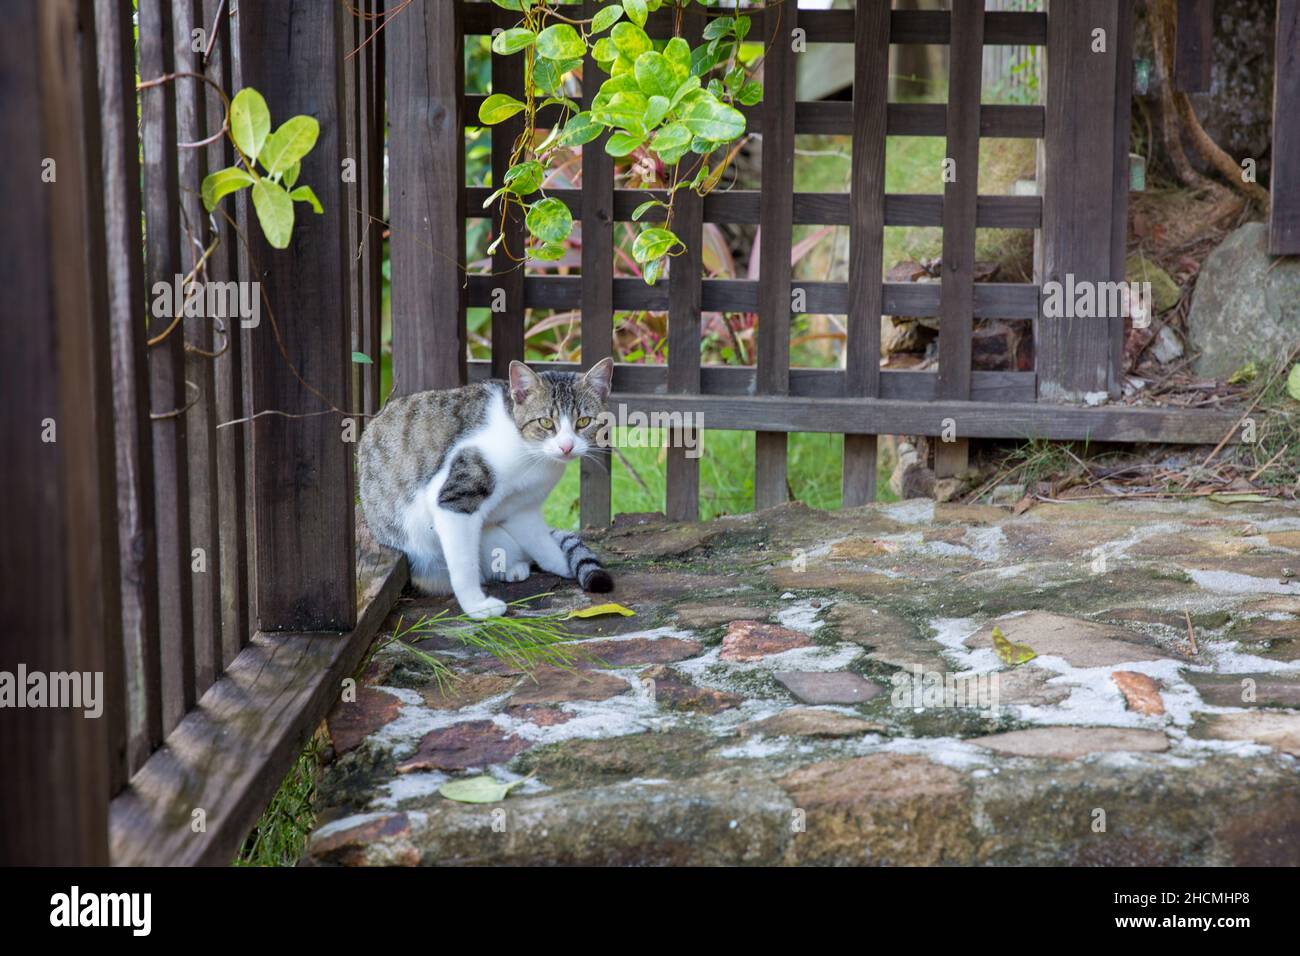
{"left": 576, "top": 417, "right": 592, "bottom": 429}
{"left": 538, "top": 417, "right": 554, "bottom": 431}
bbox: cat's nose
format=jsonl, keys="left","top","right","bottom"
{"left": 557, "top": 438, "right": 574, "bottom": 455}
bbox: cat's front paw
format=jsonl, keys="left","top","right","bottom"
{"left": 506, "top": 561, "right": 531, "bottom": 583}
{"left": 461, "top": 595, "right": 507, "bottom": 619}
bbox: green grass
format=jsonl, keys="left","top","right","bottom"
{"left": 233, "top": 732, "right": 325, "bottom": 867}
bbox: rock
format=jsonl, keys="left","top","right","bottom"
{"left": 1192, "top": 711, "right": 1300, "bottom": 756}
{"left": 1185, "top": 670, "right": 1300, "bottom": 709}
{"left": 418, "top": 673, "right": 517, "bottom": 710}
{"left": 720, "top": 620, "right": 815, "bottom": 661}
{"left": 889, "top": 441, "right": 936, "bottom": 499}
{"left": 739, "top": 707, "right": 885, "bottom": 739}
{"left": 933, "top": 503, "right": 1008, "bottom": 525}
{"left": 641, "top": 665, "right": 741, "bottom": 714}
{"left": 767, "top": 567, "right": 905, "bottom": 598}
{"left": 507, "top": 665, "right": 630, "bottom": 706}
{"left": 1111, "top": 670, "right": 1166, "bottom": 715}
{"left": 970, "top": 726, "right": 1170, "bottom": 759}
{"left": 1150, "top": 326, "right": 1184, "bottom": 364}
{"left": 1188, "top": 223, "right": 1300, "bottom": 378}
{"left": 507, "top": 704, "right": 575, "bottom": 726}
{"left": 826, "top": 603, "right": 947, "bottom": 672}
{"left": 971, "top": 319, "right": 1031, "bottom": 372}
{"left": 829, "top": 536, "right": 893, "bottom": 559}
{"left": 673, "top": 601, "right": 770, "bottom": 629}
{"left": 578, "top": 636, "right": 703, "bottom": 667}
{"left": 326, "top": 687, "right": 403, "bottom": 755}
{"left": 309, "top": 812, "right": 418, "bottom": 866}
{"left": 396, "top": 720, "right": 532, "bottom": 772}
{"left": 774, "top": 671, "right": 883, "bottom": 705}
{"left": 965, "top": 612, "right": 1173, "bottom": 667}
{"left": 988, "top": 665, "right": 1072, "bottom": 707}
{"left": 512, "top": 730, "right": 718, "bottom": 789}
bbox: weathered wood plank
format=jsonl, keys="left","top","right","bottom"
{"left": 139, "top": 0, "right": 196, "bottom": 730}
{"left": 1037, "top": 0, "right": 1121, "bottom": 401}
{"left": 2, "top": 0, "right": 118, "bottom": 863}
{"left": 238, "top": 0, "right": 356, "bottom": 631}
{"left": 611, "top": 393, "right": 1244, "bottom": 445}
{"left": 1175, "top": 0, "right": 1215, "bottom": 92}
{"left": 580, "top": 0, "right": 614, "bottom": 530}
{"left": 842, "top": 0, "right": 890, "bottom": 509}
{"left": 201, "top": 0, "right": 251, "bottom": 674}
{"left": 389, "top": 0, "right": 465, "bottom": 393}
{"left": 109, "top": 531, "right": 406, "bottom": 866}
{"left": 1111, "top": 0, "right": 1136, "bottom": 399}
{"left": 174, "top": 0, "right": 223, "bottom": 696}
{"left": 96, "top": 0, "right": 164, "bottom": 775}
{"left": 1272, "top": 0, "right": 1300, "bottom": 255}
{"left": 490, "top": 39, "right": 526, "bottom": 380}
{"left": 755, "top": 3, "right": 797, "bottom": 511}
{"left": 364, "top": 0, "right": 386, "bottom": 413}
{"left": 468, "top": 188, "right": 1043, "bottom": 230}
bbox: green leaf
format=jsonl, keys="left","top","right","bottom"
{"left": 643, "top": 256, "right": 667, "bottom": 285}
{"left": 260, "top": 115, "right": 319, "bottom": 177}
{"left": 478, "top": 93, "right": 527, "bottom": 125}
{"left": 632, "top": 199, "right": 664, "bottom": 221}
{"left": 230, "top": 88, "right": 271, "bottom": 163}
{"left": 644, "top": 95, "right": 671, "bottom": 130}
{"left": 200, "top": 166, "right": 256, "bottom": 212}
{"left": 668, "top": 74, "right": 701, "bottom": 110}
{"left": 591, "top": 91, "right": 649, "bottom": 131}
{"left": 492, "top": 27, "right": 536, "bottom": 55}
{"left": 289, "top": 185, "right": 322, "bottom": 213}
{"left": 531, "top": 241, "right": 567, "bottom": 261}
{"left": 490, "top": 0, "right": 530, "bottom": 9}
{"left": 632, "top": 226, "right": 681, "bottom": 264}
{"left": 650, "top": 121, "right": 691, "bottom": 164}
{"left": 439, "top": 775, "right": 524, "bottom": 804}
{"left": 504, "top": 160, "right": 545, "bottom": 195}
{"left": 634, "top": 51, "right": 681, "bottom": 99}
{"left": 664, "top": 36, "right": 691, "bottom": 74}
{"left": 703, "top": 15, "right": 734, "bottom": 40}
{"left": 736, "top": 81, "right": 763, "bottom": 106}
{"left": 591, "top": 4, "right": 624, "bottom": 33}
{"left": 565, "top": 602, "right": 635, "bottom": 619}
{"left": 592, "top": 37, "right": 619, "bottom": 66}
{"left": 559, "top": 112, "right": 604, "bottom": 146}
{"left": 605, "top": 130, "right": 645, "bottom": 156}
{"left": 282, "top": 161, "right": 300, "bottom": 189}
{"left": 679, "top": 94, "right": 746, "bottom": 142}
{"left": 525, "top": 197, "right": 573, "bottom": 244}
{"left": 351, "top": 351, "right": 374, "bottom": 365}
{"left": 622, "top": 0, "right": 647, "bottom": 27}
{"left": 251, "top": 177, "right": 295, "bottom": 249}
{"left": 536, "top": 23, "right": 586, "bottom": 60}
{"left": 991, "top": 625, "right": 1037, "bottom": 666}
{"left": 610, "top": 21, "right": 652, "bottom": 61}
{"left": 1288, "top": 364, "right": 1300, "bottom": 402}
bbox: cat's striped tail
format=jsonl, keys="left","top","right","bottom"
{"left": 551, "top": 530, "right": 613, "bottom": 593}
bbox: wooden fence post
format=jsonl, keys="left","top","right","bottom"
{"left": 1, "top": 0, "right": 119, "bottom": 864}
{"left": 238, "top": 0, "right": 356, "bottom": 631}
{"left": 388, "top": 0, "right": 466, "bottom": 395}
{"left": 1037, "top": 0, "right": 1124, "bottom": 403}
{"left": 1272, "top": 0, "right": 1300, "bottom": 256}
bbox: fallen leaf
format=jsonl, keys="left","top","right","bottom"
{"left": 1012, "top": 495, "right": 1035, "bottom": 516}
{"left": 439, "top": 775, "right": 524, "bottom": 804}
{"left": 566, "top": 602, "right": 635, "bottom": 619}
{"left": 1111, "top": 670, "right": 1165, "bottom": 716}
{"left": 1208, "top": 493, "right": 1272, "bottom": 504}
{"left": 991, "top": 625, "right": 1037, "bottom": 665}
{"left": 1288, "top": 363, "right": 1300, "bottom": 402}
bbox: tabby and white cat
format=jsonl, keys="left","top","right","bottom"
{"left": 358, "top": 359, "right": 615, "bottom": 619}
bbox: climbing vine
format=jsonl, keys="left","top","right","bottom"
{"left": 480, "top": 0, "right": 768, "bottom": 284}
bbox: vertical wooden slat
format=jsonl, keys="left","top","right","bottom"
{"left": 388, "top": 0, "right": 465, "bottom": 395}
{"left": 1272, "top": 0, "right": 1300, "bottom": 256}
{"left": 580, "top": 0, "right": 614, "bottom": 529}
{"left": 238, "top": 0, "right": 356, "bottom": 631}
{"left": 1, "top": 0, "right": 117, "bottom": 863}
{"left": 1174, "top": 0, "right": 1215, "bottom": 92}
{"left": 345, "top": 0, "right": 363, "bottom": 419}
{"left": 842, "top": 0, "right": 890, "bottom": 508}
{"left": 755, "top": 2, "right": 797, "bottom": 511}
{"left": 1037, "top": 0, "right": 1120, "bottom": 402}
{"left": 201, "top": 0, "right": 250, "bottom": 669}
{"left": 934, "top": 1, "right": 984, "bottom": 478}
{"left": 665, "top": 7, "right": 706, "bottom": 524}
{"left": 1111, "top": 0, "right": 1136, "bottom": 398}
{"left": 139, "top": 0, "right": 196, "bottom": 729}
{"left": 174, "top": 0, "right": 222, "bottom": 694}
{"left": 96, "top": 0, "right": 163, "bottom": 774}
{"left": 491, "top": 36, "right": 527, "bottom": 378}
{"left": 361, "top": 0, "right": 385, "bottom": 415}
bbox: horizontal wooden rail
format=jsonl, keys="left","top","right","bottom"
{"left": 468, "top": 361, "right": 1035, "bottom": 404}
{"left": 109, "top": 532, "right": 406, "bottom": 866}
{"left": 466, "top": 188, "right": 1043, "bottom": 230}
{"left": 607, "top": 393, "right": 1243, "bottom": 444}
{"left": 459, "top": 4, "right": 1048, "bottom": 46}
{"left": 465, "top": 95, "right": 1046, "bottom": 139}
{"left": 466, "top": 275, "right": 1041, "bottom": 320}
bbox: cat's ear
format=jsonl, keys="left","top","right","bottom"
{"left": 582, "top": 357, "right": 614, "bottom": 402}
{"left": 508, "top": 361, "right": 540, "bottom": 405}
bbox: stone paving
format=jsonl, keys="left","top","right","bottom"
{"left": 306, "top": 498, "right": 1300, "bottom": 865}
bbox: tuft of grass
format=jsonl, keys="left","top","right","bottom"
{"left": 1240, "top": 349, "right": 1300, "bottom": 491}
{"left": 233, "top": 729, "right": 325, "bottom": 867}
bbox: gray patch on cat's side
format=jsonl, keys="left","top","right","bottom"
{"left": 437, "top": 448, "right": 495, "bottom": 514}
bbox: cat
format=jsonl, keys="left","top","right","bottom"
{"left": 357, "top": 358, "right": 615, "bottom": 619}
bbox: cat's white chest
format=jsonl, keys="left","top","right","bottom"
{"left": 475, "top": 393, "right": 565, "bottom": 516}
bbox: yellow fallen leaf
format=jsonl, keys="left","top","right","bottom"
{"left": 565, "top": 602, "right": 635, "bottom": 619}
{"left": 991, "top": 625, "right": 1037, "bottom": 665}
